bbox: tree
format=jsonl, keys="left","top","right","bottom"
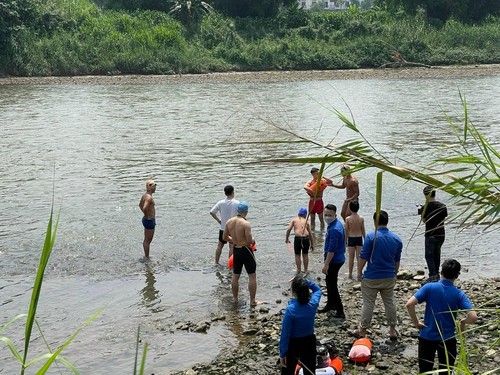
{"left": 375, "top": 0, "right": 500, "bottom": 22}
{"left": 168, "top": 0, "right": 213, "bottom": 25}
{"left": 212, "top": 0, "right": 296, "bottom": 18}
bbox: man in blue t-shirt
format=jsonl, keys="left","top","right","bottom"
{"left": 406, "top": 259, "right": 478, "bottom": 373}
{"left": 356, "top": 210, "right": 402, "bottom": 338}
{"left": 319, "top": 204, "right": 346, "bottom": 318}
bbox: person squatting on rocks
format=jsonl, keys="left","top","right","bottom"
{"left": 139, "top": 179, "right": 156, "bottom": 258}
{"left": 419, "top": 185, "right": 448, "bottom": 284}
{"left": 332, "top": 164, "right": 360, "bottom": 221}
{"left": 319, "top": 204, "right": 345, "bottom": 318}
{"left": 356, "top": 210, "right": 402, "bottom": 339}
{"left": 344, "top": 200, "right": 366, "bottom": 280}
{"left": 210, "top": 184, "right": 239, "bottom": 264}
{"left": 406, "top": 259, "right": 478, "bottom": 373}
{"left": 285, "top": 208, "right": 314, "bottom": 273}
{"left": 223, "top": 201, "right": 260, "bottom": 306}
{"left": 279, "top": 274, "right": 322, "bottom": 375}
{"left": 304, "top": 167, "right": 333, "bottom": 230}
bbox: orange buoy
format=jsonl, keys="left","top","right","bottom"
{"left": 227, "top": 254, "right": 234, "bottom": 269}
{"left": 349, "top": 337, "right": 373, "bottom": 363}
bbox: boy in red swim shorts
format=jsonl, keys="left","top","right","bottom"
{"left": 304, "top": 167, "right": 333, "bottom": 230}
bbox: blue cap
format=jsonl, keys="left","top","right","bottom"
{"left": 237, "top": 201, "right": 249, "bottom": 213}
{"left": 298, "top": 208, "right": 307, "bottom": 216}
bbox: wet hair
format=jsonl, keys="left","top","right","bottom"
{"left": 349, "top": 201, "right": 359, "bottom": 213}
{"left": 441, "top": 259, "right": 461, "bottom": 279}
{"left": 423, "top": 185, "right": 436, "bottom": 197}
{"left": 373, "top": 210, "right": 389, "bottom": 225}
{"left": 325, "top": 204, "right": 337, "bottom": 212}
{"left": 291, "top": 274, "right": 311, "bottom": 305}
{"left": 310, "top": 167, "right": 319, "bottom": 174}
{"left": 341, "top": 164, "right": 350, "bottom": 172}
{"left": 224, "top": 185, "right": 234, "bottom": 196}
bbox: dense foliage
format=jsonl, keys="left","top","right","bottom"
{"left": 0, "top": 0, "right": 499, "bottom": 76}
{"left": 376, "top": 0, "right": 500, "bottom": 23}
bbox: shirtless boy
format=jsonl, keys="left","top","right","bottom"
{"left": 139, "top": 179, "right": 156, "bottom": 258}
{"left": 223, "top": 201, "right": 259, "bottom": 306}
{"left": 332, "top": 164, "right": 360, "bottom": 221}
{"left": 285, "top": 208, "right": 314, "bottom": 273}
{"left": 344, "top": 201, "right": 365, "bottom": 280}
{"left": 304, "top": 167, "right": 333, "bottom": 230}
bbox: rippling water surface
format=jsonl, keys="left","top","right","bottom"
{"left": 1, "top": 74, "right": 499, "bottom": 374}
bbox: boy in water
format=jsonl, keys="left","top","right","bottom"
{"left": 139, "top": 179, "right": 156, "bottom": 259}
{"left": 286, "top": 208, "right": 314, "bottom": 273}
{"left": 344, "top": 201, "right": 365, "bottom": 280}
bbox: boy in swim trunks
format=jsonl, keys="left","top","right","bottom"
{"left": 344, "top": 201, "right": 365, "bottom": 280}
{"left": 304, "top": 167, "right": 333, "bottom": 230}
{"left": 223, "top": 201, "right": 260, "bottom": 306}
{"left": 139, "top": 179, "right": 156, "bottom": 258}
{"left": 285, "top": 208, "right": 314, "bottom": 273}
{"left": 332, "top": 164, "right": 360, "bottom": 221}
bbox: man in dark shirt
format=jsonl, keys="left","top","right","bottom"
{"left": 419, "top": 186, "right": 448, "bottom": 283}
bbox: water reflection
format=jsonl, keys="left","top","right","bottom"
{"left": 140, "top": 265, "right": 162, "bottom": 313}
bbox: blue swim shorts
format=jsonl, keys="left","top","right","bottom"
{"left": 142, "top": 217, "right": 156, "bottom": 230}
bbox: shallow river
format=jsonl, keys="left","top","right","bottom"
{"left": 1, "top": 72, "right": 499, "bottom": 374}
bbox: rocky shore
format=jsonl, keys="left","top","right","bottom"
{"left": 1, "top": 64, "right": 500, "bottom": 86}
{"left": 169, "top": 273, "right": 499, "bottom": 375}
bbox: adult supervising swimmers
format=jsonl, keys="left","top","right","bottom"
{"left": 210, "top": 185, "right": 239, "bottom": 265}
{"left": 139, "top": 179, "right": 156, "bottom": 258}
{"left": 279, "top": 274, "right": 322, "bottom": 375}
{"left": 223, "top": 201, "right": 260, "bottom": 306}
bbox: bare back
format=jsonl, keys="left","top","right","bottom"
{"left": 224, "top": 216, "right": 253, "bottom": 246}
{"left": 289, "top": 217, "right": 310, "bottom": 237}
{"left": 139, "top": 193, "right": 155, "bottom": 219}
{"left": 344, "top": 175, "right": 359, "bottom": 201}
{"left": 345, "top": 213, "right": 365, "bottom": 239}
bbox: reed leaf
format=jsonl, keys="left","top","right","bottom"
{"left": 0, "top": 336, "right": 23, "bottom": 363}
{"left": 34, "top": 307, "right": 103, "bottom": 374}
{"left": 22, "top": 208, "right": 60, "bottom": 374}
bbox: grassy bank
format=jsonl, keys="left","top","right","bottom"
{"left": 1, "top": 1, "right": 499, "bottom": 76}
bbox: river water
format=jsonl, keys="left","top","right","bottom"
{"left": 1, "top": 73, "right": 499, "bottom": 374}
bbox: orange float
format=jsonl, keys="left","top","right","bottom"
{"left": 348, "top": 337, "right": 372, "bottom": 363}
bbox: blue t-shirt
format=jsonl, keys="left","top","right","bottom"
{"left": 414, "top": 279, "right": 473, "bottom": 341}
{"left": 279, "top": 280, "right": 322, "bottom": 357}
{"left": 360, "top": 227, "right": 402, "bottom": 279}
{"left": 323, "top": 219, "right": 345, "bottom": 264}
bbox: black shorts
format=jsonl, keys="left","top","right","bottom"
{"left": 218, "top": 230, "right": 227, "bottom": 244}
{"left": 294, "top": 236, "right": 310, "bottom": 255}
{"left": 233, "top": 246, "right": 256, "bottom": 275}
{"left": 348, "top": 236, "right": 363, "bottom": 247}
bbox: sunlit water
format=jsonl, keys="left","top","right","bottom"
{"left": 1, "top": 73, "right": 499, "bottom": 374}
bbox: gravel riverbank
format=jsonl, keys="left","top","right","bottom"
{"left": 1, "top": 64, "right": 500, "bottom": 86}
{"left": 169, "top": 274, "right": 499, "bottom": 375}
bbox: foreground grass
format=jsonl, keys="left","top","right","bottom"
{"left": 1, "top": 2, "right": 499, "bottom": 76}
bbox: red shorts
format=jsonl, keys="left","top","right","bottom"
{"left": 308, "top": 198, "right": 324, "bottom": 214}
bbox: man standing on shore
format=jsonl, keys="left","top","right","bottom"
{"left": 356, "top": 210, "right": 402, "bottom": 338}
{"left": 139, "top": 179, "right": 156, "bottom": 259}
{"left": 319, "top": 204, "right": 345, "bottom": 318}
{"left": 332, "top": 164, "right": 359, "bottom": 221}
{"left": 304, "top": 167, "right": 333, "bottom": 230}
{"left": 223, "top": 201, "right": 259, "bottom": 306}
{"left": 419, "top": 185, "right": 448, "bottom": 284}
{"left": 210, "top": 185, "right": 239, "bottom": 265}
{"left": 406, "top": 259, "right": 477, "bottom": 373}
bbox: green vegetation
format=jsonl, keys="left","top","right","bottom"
{"left": 0, "top": 0, "right": 499, "bottom": 76}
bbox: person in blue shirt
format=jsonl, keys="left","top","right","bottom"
{"left": 356, "top": 210, "right": 402, "bottom": 338}
{"left": 406, "top": 259, "right": 478, "bottom": 373}
{"left": 319, "top": 204, "right": 346, "bottom": 318}
{"left": 279, "top": 274, "right": 322, "bottom": 375}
